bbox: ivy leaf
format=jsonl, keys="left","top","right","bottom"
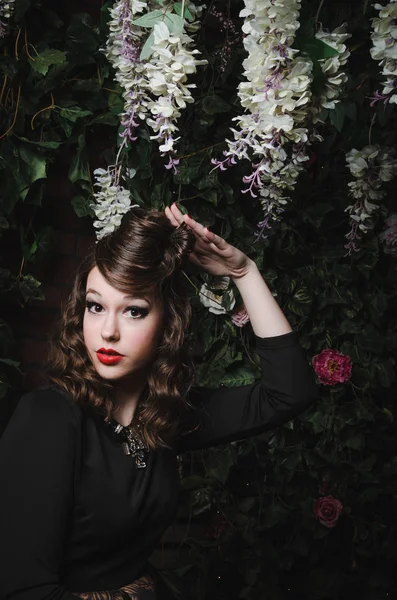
{"left": 69, "top": 135, "right": 91, "bottom": 188}
{"left": 202, "top": 95, "right": 231, "bottom": 115}
{"left": 15, "top": 137, "right": 61, "bottom": 149}
{"left": 220, "top": 367, "right": 256, "bottom": 387}
{"left": 0, "top": 358, "right": 21, "bottom": 370}
{"left": 18, "top": 274, "right": 44, "bottom": 303}
{"left": 206, "top": 446, "right": 236, "bottom": 484}
{"left": 30, "top": 49, "right": 67, "bottom": 76}
{"left": 59, "top": 107, "right": 93, "bottom": 122}
{"left": 72, "top": 195, "right": 94, "bottom": 218}
{"left": 17, "top": 146, "right": 47, "bottom": 201}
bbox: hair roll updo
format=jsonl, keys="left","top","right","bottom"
{"left": 47, "top": 207, "right": 197, "bottom": 449}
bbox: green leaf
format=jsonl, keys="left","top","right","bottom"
{"left": 30, "top": 49, "right": 67, "bottom": 76}
{"left": 174, "top": 2, "right": 193, "bottom": 20}
{"left": 330, "top": 103, "right": 346, "bottom": 132}
{"left": 202, "top": 95, "right": 231, "bottom": 115}
{"left": 72, "top": 195, "right": 94, "bottom": 218}
{"left": 295, "top": 35, "right": 340, "bottom": 60}
{"left": 133, "top": 11, "right": 184, "bottom": 35}
{"left": 220, "top": 367, "right": 256, "bottom": 387}
{"left": 18, "top": 274, "right": 44, "bottom": 303}
{"left": 140, "top": 32, "right": 156, "bottom": 60}
{"left": 68, "top": 135, "right": 90, "bottom": 186}
{"left": 15, "top": 137, "right": 61, "bottom": 149}
{"left": 132, "top": 9, "right": 165, "bottom": 27}
{"left": 17, "top": 147, "right": 47, "bottom": 201}
{"left": 206, "top": 446, "right": 236, "bottom": 484}
{"left": 59, "top": 107, "right": 93, "bottom": 122}
{"left": 165, "top": 14, "right": 184, "bottom": 35}
{"left": 0, "top": 358, "right": 21, "bottom": 369}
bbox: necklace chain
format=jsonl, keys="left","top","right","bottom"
{"left": 104, "top": 415, "right": 148, "bottom": 469}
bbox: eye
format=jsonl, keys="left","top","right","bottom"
{"left": 86, "top": 301, "right": 103, "bottom": 314}
{"left": 126, "top": 306, "right": 149, "bottom": 319}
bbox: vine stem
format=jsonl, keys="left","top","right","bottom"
{"left": 0, "top": 74, "right": 7, "bottom": 105}
{"left": 315, "top": 0, "right": 325, "bottom": 26}
{"left": 31, "top": 94, "right": 55, "bottom": 130}
{"left": 0, "top": 86, "right": 21, "bottom": 140}
{"left": 24, "top": 29, "right": 36, "bottom": 61}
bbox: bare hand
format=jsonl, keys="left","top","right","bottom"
{"left": 164, "top": 203, "right": 252, "bottom": 279}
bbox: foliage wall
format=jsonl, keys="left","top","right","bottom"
{"left": 1, "top": 0, "right": 397, "bottom": 598}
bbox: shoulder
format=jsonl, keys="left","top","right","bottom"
{"left": 15, "top": 384, "right": 82, "bottom": 430}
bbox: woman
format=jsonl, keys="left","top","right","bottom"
{"left": 0, "top": 203, "right": 317, "bottom": 599}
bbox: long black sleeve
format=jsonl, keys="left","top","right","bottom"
{"left": 0, "top": 388, "right": 80, "bottom": 600}
{"left": 176, "top": 330, "right": 318, "bottom": 453}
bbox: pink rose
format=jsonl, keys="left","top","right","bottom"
{"left": 231, "top": 305, "right": 250, "bottom": 328}
{"left": 312, "top": 348, "right": 352, "bottom": 385}
{"left": 313, "top": 496, "right": 343, "bottom": 528}
{"left": 379, "top": 213, "right": 397, "bottom": 256}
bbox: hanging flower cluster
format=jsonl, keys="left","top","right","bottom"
{"left": 379, "top": 213, "right": 397, "bottom": 255}
{"left": 0, "top": 0, "right": 14, "bottom": 37}
{"left": 211, "top": 0, "right": 313, "bottom": 241}
{"left": 310, "top": 24, "right": 351, "bottom": 123}
{"left": 370, "top": 0, "right": 397, "bottom": 105}
{"left": 344, "top": 144, "right": 397, "bottom": 255}
{"left": 104, "top": 0, "right": 206, "bottom": 171}
{"left": 91, "top": 167, "right": 139, "bottom": 240}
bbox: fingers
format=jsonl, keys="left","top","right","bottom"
{"left": 166, "top": 203, "right": 229, "bottom": 252}
{"left": 164, "top": 206, "right": 180, "bottom": 228}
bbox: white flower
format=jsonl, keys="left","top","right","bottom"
{"left": 104, "top": 0, "right": 206, "bottom": 161}
{"left": 311, "top": 23, "right": 351, "bottom": 119}
{"left": 91, "top": 167, "right": 139, "bottom": 240}
{"left": 0, "top": 0, "right": 15, "bottom": 36}
{"left": 212, "top": 0, "right": 314, "bottom": 239}
{"left": 344, "top": 144, "right": 397, "bottom": 254}
{"left": 370, "top": 0, "right": 397, "bottom": 103}
{"left": 199, "top": 277, "right": 236, "bottom": 315}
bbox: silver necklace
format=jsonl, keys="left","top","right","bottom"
{"left": 104, "top": 415, "right": 149, "bottom": 469}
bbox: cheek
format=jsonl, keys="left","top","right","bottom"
{"left": 82, "top": 314, "right": 92, "bottom": 346}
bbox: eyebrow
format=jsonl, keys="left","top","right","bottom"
{"left": 86, "top": 288, "right": 152, "bottom": 303}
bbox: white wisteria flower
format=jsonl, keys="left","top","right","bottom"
{"left": 211, "top": 0, "right": 313, "bottom": 241}
{"left": 91, "top": 168, "right": 139, "bottom": 240}
{"left": 344, "top": 145, "right": 397, "bottom": 255}
{"left": 0, "top": 0, "right": 15, "bottom": 36}
{"left": 104, "top": 0, "right": 206, "bottom": 168}
{"left": 370, "top": 0, "right": 397, "bottom": 104}
{"left": 310, "top": 23, "right": 351, "bottom": 121}
{"left": 199, "top": 277, "right": 236, "bottom": 315}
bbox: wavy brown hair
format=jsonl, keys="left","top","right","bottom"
{"left": 46, "top": 207, "right": 197, "bottom": 449}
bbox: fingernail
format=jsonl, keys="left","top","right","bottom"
{"left": 187, "top": 214, "right": 191, "bottom": 219}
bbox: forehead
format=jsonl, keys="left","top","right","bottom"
{"left": 85, "top": 267, "right": 159, "bottom": 304}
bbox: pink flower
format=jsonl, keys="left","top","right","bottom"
{"left": 231, "top": 305, "right": 250, "bottom": 328}
{"left": 312, "top": 348, "right": 352, "bottom": 385}
{"left": 313, "top": 496, "right": 343, "bottom": 528}
{"left": 379, "top": 213, "right": 397, "bottom": 256}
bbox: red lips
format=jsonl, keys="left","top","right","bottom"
{"left": 97, "top": 348, "right": 123, "bottom": 356}
{"left": 96, "top": 348, "right": 124, "bottom": 365}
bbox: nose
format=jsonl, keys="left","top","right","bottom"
{"left": 101, "top": 312, "right": 120, "bottom": 342}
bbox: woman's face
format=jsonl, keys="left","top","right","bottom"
{"left": 83, "top": 266, "right": 165, "bottom": 385}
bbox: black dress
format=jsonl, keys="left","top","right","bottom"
{"left": 0, "top": 331, "right": 318, "bottom": 600}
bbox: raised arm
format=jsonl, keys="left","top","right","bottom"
{"left": 0, "top": 387, "right": 80, "bottom": 600}
{"left": 165, "top": 205, "right": 317, "bottom": 452}
{"left": 176, "top": 330, "right": 317, "bottom": 452}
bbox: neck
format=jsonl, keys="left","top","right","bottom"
{"left": 111, "top": 377, "right": 148, "bottom": 427}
